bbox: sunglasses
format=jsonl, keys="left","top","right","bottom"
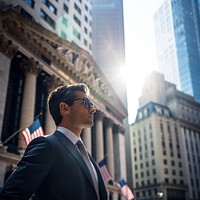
{"left": 73, "top": 97, "right": 95, "bottom": 109}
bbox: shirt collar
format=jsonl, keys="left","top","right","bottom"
{"left": 57, "top": 126, "right": 80, "bottom": 145}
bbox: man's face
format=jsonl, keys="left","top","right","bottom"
{"left": 68, "top": 91, "right": 96, "bottom": 129}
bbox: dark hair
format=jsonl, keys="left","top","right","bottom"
{"left": 47, "top": 83, "right": 90, "bottom": 126}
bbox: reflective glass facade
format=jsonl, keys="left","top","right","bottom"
{"left": 154, "top": 0, "right": 200, "bottom": 101}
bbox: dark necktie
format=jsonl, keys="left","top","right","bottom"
{"left": 76, "top": 140, "right": 100, "bottom": 200}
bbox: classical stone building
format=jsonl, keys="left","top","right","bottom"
{"left": 0, "top": 6, "right": 128, "bottom": 199}
{"left": 130, "top": 72, "right": 200, "bottom": 200}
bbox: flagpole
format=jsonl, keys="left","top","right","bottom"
{"left": 2, "top": 112, "right": 42, "bottom": 145}
{"left": 97, "top": 152, "right": 110, "bottom": 163}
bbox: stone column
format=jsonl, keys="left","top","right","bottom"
{"left": 113, "top": 126, "right": 127, "bottom": 180}
{"left": 82, "top": 128, "right": 92, "bottom": 154}
{"left": 95, "top": 111, "right": 104, "bottom": 163}
{"left": 0, "top": 36, "right": 18, "bottom": 141}
{"left": 18, "top": 58, "right": 42, "bottom": 151}
{"left": 43, "top": 75, "right": 63, "bottom": 135}
{"left": 105, "top": 119, "right": 115, "bottom": 178}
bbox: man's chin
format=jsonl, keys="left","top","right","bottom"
{"left": 84, "top": 122, "right": 94, "bottom": 128}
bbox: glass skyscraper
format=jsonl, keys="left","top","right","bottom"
{"left": 92, "top": 0, "right": 126, "bottom": 106}
{"left": 154, "top": 0, "right": 200, "bottom": 101}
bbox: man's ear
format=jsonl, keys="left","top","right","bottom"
{"left": 60, "top": 102, "right": 70, "bottom": 113}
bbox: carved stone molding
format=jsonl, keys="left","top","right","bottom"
{"left": 0, "top": 34, "right": 18, "bottom": 58}
{"left": 43, "top": 75, "right": 64, "bottom": 92}
{"left": 20, "top": 57, "right": 42, "bottom": 75}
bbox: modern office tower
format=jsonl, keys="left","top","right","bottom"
{"left": 4, "top": 0, "right": 92, "bottom": 53}
{"left": 0, "top": 2, "right": 128, "bottom": 199}
{"left": 92, "top": 0, "right": 126, "bottom": 105}
{"left": 130, "top": 72, "right": 200, "bottom": 200}
{"left": 154, "top": 0, "right": 200, "bottom": 101}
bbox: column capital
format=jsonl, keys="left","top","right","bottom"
{"left": 95, "top": 111, "right": 104, "bottom": 120}
{"left": 43, "top": 75, "right": 64, "bottom": 92}
{"left": 114, "top": 124, "right": 125, "bottom": 135}
{"left": 20, "top": 57, "right": 42, "bottom": 75}
{"left": 118, "top": 126, "right": 125, "bottom": 135}
{"left": 0, "top": 35, "right": 18, "bottom": 58}
{"left": 104, "top": 118, "right": 114, "bottom": 127}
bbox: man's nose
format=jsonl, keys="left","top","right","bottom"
{"left": 90, "top": 105, "right": 96, "bottom": 113}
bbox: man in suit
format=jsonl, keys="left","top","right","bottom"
{"left": 0, "top": 83, "right": 108, "bottom": 200}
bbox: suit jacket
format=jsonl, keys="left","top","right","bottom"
{"left": 0, "top": 131, "right": 108, "bottom": 200}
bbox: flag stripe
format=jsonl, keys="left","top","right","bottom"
{"left": 118, "top": 179, "right": 134, "bottom": 200}
{"left": 22, "top": 119, "right": 44, "bottom": 146}
{"left": 99, "top": 165, "right": 112, "bottom": 183}
{"left": 98, "top": 159, "right": 113, "bottom": 184}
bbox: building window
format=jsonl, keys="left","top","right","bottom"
{"left": 84, "top": 15, "right": 88, "bottom": 22}
{"left": 173, "top": 179, "right": 177, "bottom": 184}
{"left": 179, "top": 171, "right": 183, "bottom": 176}
{"left": 84, "top": 27, "right": 88, "bottom": 34}
{"left": 74, "top": 3, "right": 81, "bottom": 15}
{"left": 62, "top": 17, "right": 68, "bottom": 26}
{"left": 85, "top": 4, "right": 88, "bottom": 11}
{"left": 140, "top": 163, "right": 143, "bottom": 169}
{"left": 61, "top": 31, "right": 67, "bottom": 39}
{"left": 84, "top": 39, "right": 88, "bottom": 46}
{"left": 63, "top": 3, "right": 69, "bottom": 13}
{"left": 135, "top": 165, "right": 138, "bottom": 170}
{"left": 23, "top": 0, "right": 35, "bottom": 8}
{"left": 73, "top": 15, "right": 81, "bottom": 26}
{"left": 172, "top": 169, "right": 176, "bottom": 175}
{"left": 42, "top": 0, "right": 57, "bottom": 15}
{"left": 40, "top": 9, "right": 55, "bottom": 28}
{"left": 152, "top": 159, "right": 155, "bottom": 165}
{"left": 20, "top": 7, "right": 33, "bottom": 20}
{"left": 73, "top": 28, "right": 80, "bottom": 39}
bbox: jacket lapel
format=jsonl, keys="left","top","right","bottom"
{"left": 54, "top": 131, "right": 96, "bottom": 190}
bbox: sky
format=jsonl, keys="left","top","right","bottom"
{"left": 123, "top": 0, "right": 164, "bottom": 124}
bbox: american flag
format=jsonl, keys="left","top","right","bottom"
{"left": 117, "top": 179, "right": 134, "bottom": 200}
{"left": 22, "top": 119, "right": 44, "bottom": 146}
{"left": 98, "top": 159, "right": 113, "bottom": 184}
